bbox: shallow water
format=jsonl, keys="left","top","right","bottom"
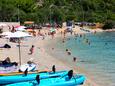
{"left": 46, "top": 32, "right": 115, "bottom": 86}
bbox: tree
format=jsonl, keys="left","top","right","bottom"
{"left": 0, "top": 0, "right": 114, "bottom": 26}
{"left": 102, "top": 20, "right": 114, "bottom": 29}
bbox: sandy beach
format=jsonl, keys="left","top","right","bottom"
{"left": 0, "top": 26, "right": 102, "bottom": 86}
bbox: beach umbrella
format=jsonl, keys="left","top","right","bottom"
{"left": 16, "top": 26, "right": 26, "bottom": 29}
{"left": 15, "top": 25, "right": 20, "bottom": 28}
{"left": 16, "top": 28, "right": 26, "bottom": 31}
{"left": 5, "top": 31, "right": 32, "bottom": 38}
{"left": 15, "top": 26, "right": 26, "bottom": 31}
{"left": 19, "top": 26, "right": 26, "bottom": 28}
{"left": 5, "top": 31, "right": 32, "bottom": 65}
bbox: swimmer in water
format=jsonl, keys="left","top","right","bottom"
{"left": 73, "top": 57, "right": 76, "bottom": 62}
{"left": 67, "top": 51, "right": 71, "bottom": 55}
{"left": 66, "top": 49, "right": 68, "bottom": 52}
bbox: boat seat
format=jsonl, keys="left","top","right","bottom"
{"left": 23, "top": 68, "right": 28, "bottom": 76}
{"left": 52, "top": 65, "right": 56, "bottom": 73}
{"left": 36, "top": 75, "right": 40, "bottom": 84}
{"left": 64, "top": 70, "right": 73, "bottom": 81}
{"left": 68, "top": 70, "right": 73, "bottom": 79}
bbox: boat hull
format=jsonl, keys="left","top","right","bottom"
{"left": 6, "top": 75, "right": 85, "bottom": 86}
{"left": 0, "top": 71, "right": 68, "bottom": 85}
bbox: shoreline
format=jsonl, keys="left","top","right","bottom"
{"left": 43, "top": 32, "right": 100, "bottom": 86}
{"left": 0, "top": 26, "right": 108, "bottom": 86}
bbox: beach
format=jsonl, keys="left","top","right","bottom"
{"left": 0, "top": 26, "right": 104, "bottom": 86}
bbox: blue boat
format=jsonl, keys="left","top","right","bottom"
{"left": 6, "top": 70, "right": 86, "bottom": 86}
{"left": 0, "top": 70, "right": 68, "bottom": 85}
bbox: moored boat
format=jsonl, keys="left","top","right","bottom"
{"left": 0, "top": 70, "right": 68, "bottom": 85}
{"left": 6, "top": 70, "right": 86, "bottom": 86}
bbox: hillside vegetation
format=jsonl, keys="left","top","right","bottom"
{"left": 0, "top": 0, "right": 115, "bottom": 24}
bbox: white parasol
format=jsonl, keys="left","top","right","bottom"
{"left": 15, "top": 26, "right": 26, "bottom": 31}
{"left": 5, "top": 31, "right": 32, "bottom": 65}
{"left": 5, "top": 31, "right": 32, "bottom": 38}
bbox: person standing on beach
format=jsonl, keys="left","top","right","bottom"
{"left": 29, "top": 45, "right": 35, "bottom": 55}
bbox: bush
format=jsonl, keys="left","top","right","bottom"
{"left": 102, "top": 20, "right": 114, "bottom": 30}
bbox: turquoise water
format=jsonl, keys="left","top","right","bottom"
{"left": 64, "top": 32, "right": 115, "bottom": 86}
{"left": 47, "top": 32, "right": 115, "bottom": 86}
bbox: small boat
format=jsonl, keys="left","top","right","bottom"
{"left": 0, "top": 70, "right": 68, "bottom": 85}
{"left": 6, "top": 70, "right": 86, "bottom": 86}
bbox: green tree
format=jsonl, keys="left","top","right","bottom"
{"left": 0, "top": 0, "right": 114, "bottom": 27}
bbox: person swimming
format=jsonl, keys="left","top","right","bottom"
{"left": 73, "top": 57, "right": 77, "bottom": 62}
{"left": 66, "top": 49, "right": 71, "bottom": 55}
{"left": 66, "top": 49, "right": 68, "bottom": 52}
{"left": 67, "top": 51, "right": 71, "bottom": 55}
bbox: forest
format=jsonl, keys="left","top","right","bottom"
{"left": 0, "top": 0, "right": 115, "bottom": 25}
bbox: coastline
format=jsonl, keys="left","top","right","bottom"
{"left": 43, "top": 32, "right": 100, "bottom": 86}
{"left": 0, "top": 26, "right": 106, "bottom": 86}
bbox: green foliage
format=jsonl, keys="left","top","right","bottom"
{"left": 102, "top": 20, "right": 114, "bottom": 29}
{"left": 0, "top": 0, "right": 114, "bottom": 26}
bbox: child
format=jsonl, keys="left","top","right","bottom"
{"left": 29, "top": 45, "right": 34, "bottom": 55}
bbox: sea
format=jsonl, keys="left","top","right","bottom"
{"left": 46, "top": 31, "right": 115, "bottom": 86}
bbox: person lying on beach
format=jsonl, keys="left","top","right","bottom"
{"left": 2, "top": 57, "right": 11, "bottom": 64}
{"left": 0, "top": 57, "right": 18, "bottom": 67}
{"left": 0, "top": 44, "right": 11, "bottom": 48}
